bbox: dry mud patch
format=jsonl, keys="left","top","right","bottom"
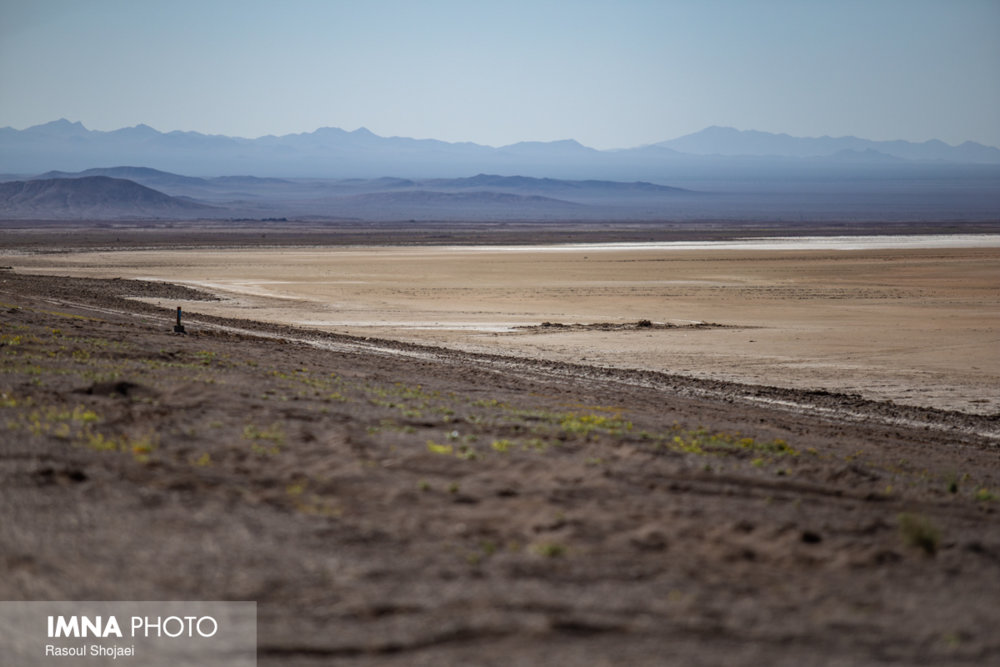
{"left": 7, "top": 244, "right": 999, "bottom": 415}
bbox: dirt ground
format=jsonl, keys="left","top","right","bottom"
{"left": 1, "top": 258, "right": 999, "bottom": 665}
{"left": 7, "top": 238, "right": 999, "bottom": 415}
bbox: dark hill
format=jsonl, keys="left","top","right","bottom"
{"left": 0, "top": 176, "right": 217, "bottom": 219}
{"left": 35, "top": 166, "right": 209, "bottom": 189}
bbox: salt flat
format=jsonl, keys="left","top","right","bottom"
{"left": 10, "top": 239, "right": 1000, "bottom": 414}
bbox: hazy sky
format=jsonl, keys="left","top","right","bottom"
{"left": 2, "top": 0, "right": 998, "bottom": 148}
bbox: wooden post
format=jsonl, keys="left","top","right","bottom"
{"left": 174, "top": 307, "right": 186, "bottom": 334}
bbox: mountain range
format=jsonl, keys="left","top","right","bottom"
{"left": 656, "top": 126, "right": 1000, "bottom": 162}
{"left": 2, "top": 162, "right": 997, "bottom": 222}
{"left": 0, "top": 122, "right": 997, "bottom": 222}
{"left": 0, "top": 168, "right": 696, "bottom": 220}
{"left": 2, "top": 120, "right": 999, "bottom": 180}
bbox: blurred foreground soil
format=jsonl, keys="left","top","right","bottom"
{"left": 1, "top": 269, "right": 999, "bottom": 665}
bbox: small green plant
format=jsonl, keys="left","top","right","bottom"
{"left": 83, "top": 430, "right": 156, "bottom": 462}
{"left": 523, "top": 438, "right": 548, "bottom": 452}
{"left": 974, "top": 488, "right": 997, "bottom": 502}
{"left": 244, "top": 422, "right": 285, "bottom": 455}
{"left": 491, "top": 439, "right": 512, "bottom": 453}
{"left": 899, "top": 513, "right": 941, "bottom": 555}
{"left": 84, "top": 431, "right": 118, "bottom": 452}
{"left": 455, "top": 445, "right": 478, "bottom": 460}
{"left": 559, "top": 412, "right": 633, "bottom": 437}
{"left": 244, "top": 422, "right": 284, "bottom": 442}
{"left": 75, "top": 406, "right": 100, "bottom": 423}
{"left": 129, "top": 432, "right": 156, "bottom": 462}
{"left": 534, "top": 542, "right": 566, "bottom": 558}
{"left": 427, "top": 441, "right": 453, "bottom": 455}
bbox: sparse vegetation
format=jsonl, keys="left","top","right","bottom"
{"left": 2, "top": 268, "right": 999, "bottom": 667}
{"left": 899, "top": 513, "right": 941, "bottom": 555}
{"left": 244, "top": 422, "right": 286, "bottom": 455}
{"left": 974, "top": 488, "right": 997, "bottom": 502}
{"left": 534, "top": 542, "right": 566, "bottom": 558}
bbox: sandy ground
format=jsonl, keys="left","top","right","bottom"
{"left": 7, "top": 239, "right": 999, "bottom": 415}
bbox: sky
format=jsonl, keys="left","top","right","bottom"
{"left": 1, "top": 0, "right": 998, "bottom": 149}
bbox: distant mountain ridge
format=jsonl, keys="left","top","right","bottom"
{"left": 33, "top": 166, "right": 292, "bottom": 188}
{"left": 0, "top": 170, "right": 695, "bottom": 220}
{"left": 37, "top": 166, "right": 210, "bottom": 187}
{"left": 1, "top": 163, "right": 997, "bottom": 222}
{"left": 1, "top": 119, "right": 998, "bottom": 178}
{"left": 656, "top": 126, "right": 1000, "bottom": 162}
{"left": 22, "top": 167, "right": 692, "bottom": 200}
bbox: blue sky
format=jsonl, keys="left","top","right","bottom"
{"left": 1, "top": 0, "right": 998, "bottom": 148}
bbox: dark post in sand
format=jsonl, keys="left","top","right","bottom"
{"left": 174, "top": 307, "right": 186, "bottom": 334}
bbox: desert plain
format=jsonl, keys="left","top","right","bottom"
{"left": 1, "top": 224, "right": 999, "bottom": 665}
{"left": 8, "top": 235, "right": 1000, "bottom": 414}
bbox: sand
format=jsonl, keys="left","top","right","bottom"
{"left": 8, "top": 239, "right": 999, "bottom": 415}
